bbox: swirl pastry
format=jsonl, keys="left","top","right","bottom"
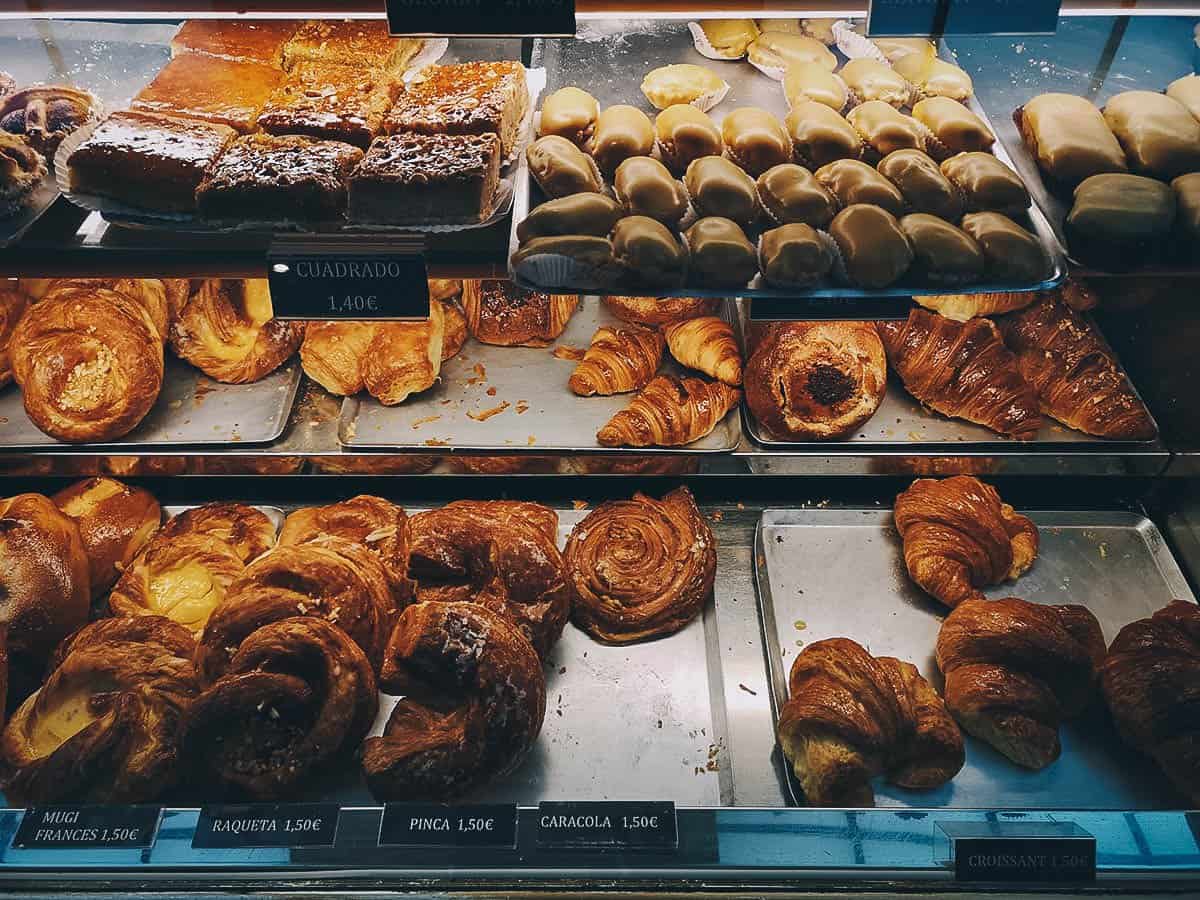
{"left": 0, "top": 85, "right": 99, "bottom": 156}
{"left": 597, "top": 374, "right": 740, "bottom": 448}
{"left": 183, "top": 616, "right": 377, "bottom": 799}
{"left": 0, "top": 287, "right": 29, "bottom": 388}
{"left": 155, "top": 502, "right": 276, "bottom": 564}
{"left": 462, "top": 280, "right": 579, "bottom": 347}
{"left": 2, "top": 617, "right": 198, "bottom": 804}
{"left": 569, "top": 324, "right": 664, "bottom": 396}
{"left": 894, "top": 475, "right": 1039, "bottom": 608}
{"left": 41, "top": 278, "right": 172, "bottom": 342}
{"left": 565, "top": 486, "right": 716, "bottom": 644}
{"left": 662, "top": 315, "right": 742, "bottom": 386}
{"left": 603, "top": 296, "right": 720, "bottom": 327}
{"left": 778, "top": 637, "right": 964, "bottom": 806}
{"left": 363, "top": 601, "right": 545, "bottom": 800}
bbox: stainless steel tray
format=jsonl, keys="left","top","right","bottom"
{"left": 0, "top": 356, "right": 302, "bottom": 450}
{"left": 338, "top": 298, "right": 743, "bottom": 454}
{"left": 755, "top": 507, "right": 1196, "bottom": 810}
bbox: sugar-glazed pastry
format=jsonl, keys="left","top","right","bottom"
{"left": 783, "top": 62, "right": 848, "bottom": 112}
{"left": 900, "top": 213, "right": 986, "bottom": 286}
{"left": 785, "top": 100, "right": 863, "bottom": 168}
{"left": 759, "top": 223, "right": 835, "bottom": 288}
{"left": 685, "top": 155, "right": 760, "bottom": 227}
{"left": 847, "top": 101, "right": 929, "bottom": 160}
{"left": 683, "top": 217, "right": 759, "bottom": 288}
{"left": 878, "top": 149, "right": 963, "bottom": 221}
{"left": 614, "top": 156, "right": 689, "bottom": 227}
{"left": 655, "top": 105, "right": 723, "bottom": 173}
{"left": 839, "top": 59, "right": 913, "bottom": 108}
{"left": 960, "top": 212, "right": 1051, "bottom": 283}
{"left": 696, "top": 19, "right": 759, "bottom": 59}
{"left": 815, "top": 158, "right": 904, "bottom": 216}
{"left": 722, "top": 107, "right": 792, "bottom": 176}
{"left": 1019, "top": 93, "right": 1127, "bottom": 186}
{"left": 873, "top": 38, "right": 936, "bottom": 64}
{"left": 1065, "top": 173, "right": 1176, "bottom": 270}
{"left": 757, "top": 162, "right": 838, "bottom": 228}
{"left": 829, "top": 204, "right": 914, "bottom": 289}
{"left": 747, "top": 33, "right": 836, "bottom": 78}
{"left": 912, "top": 97, "right": 994, "bottom": 154}
{"left": 1166, "top": 73, "right": 1200, "bottom": 123}
{"left": 538, "top": 86, "right": 600, "bottom": 146}
{"left": 1103, "top": 90, "right": 1200, "bottom": 180}
{"left": 611, "top": 216, "right": 688, "bottom": 288}
{"left": 893, "top": 54, "right": 973, "bottom": 102}
{"left": 516, "top": 192, "right": 622, "bottom": 242}
{"left": 590, "top": 105, "right": 655, "bottom": 175}
{"left": 641, "top": 64, "right": 728, "bottom": 111}
{"left": 527, "top": 135, "right": 603, "bottom": 199}
{"left": 941, "top": 152, "right": 1030, "bottom": 217}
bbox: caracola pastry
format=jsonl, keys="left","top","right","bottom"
{"left": 462, "top": 280, "right": 578, "bottom": 347}
{"left": 569, "top": 324, "right": 664, "bottom": 396}
{"left": 154, "top": 501, "right": 277, "bottom": 564}
{"left": 131, "top": 53, "right": 282, "bottom": 133}
{"left": 604, "top": 295, "right": 720, "bottom": 326}
{"left": 597, "top": 373, "right": 740, "bottom": 447}
{"left": 662, "top": 315, "right": 743, "bottom": 386}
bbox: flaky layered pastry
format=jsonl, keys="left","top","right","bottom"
{"left": 568, "top": 324, "right": 664, "bottom": 396}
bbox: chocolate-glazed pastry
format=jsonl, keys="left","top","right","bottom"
{"left": 785, "top": 99, "right": 863, "bottom": 168}
{"left": 847, "top": 101, "right": 927, "bottom": 159}
{"left": 829, "top": 204, "right": 913, "bottom": 288}
{"left": 783, "top": 62, "right": 848, "bottom": 112}
{"left": 511, "top": 235, "right": 617, "bottom": 285}
{"left": 1103, "top": 90, "right": 1200, "bottom": 180}
{"left": 1166, "top": 74, "right": 1200, "bottom": 123}
{"left": 527, "top": 134, "right": 603, "bottom": 199}
{"left": 655, "top": 104, "right": 723, "bottom": 173}
{"left": 1065, "top": 173, "right": 1176, "bottom": 270}
{"left": 539, "top": 86, "right": 600, "bottom": 146}
{"left": 1019, "top": 93, "right": 1127, "bottom": 186}
{"left": 912, "top": 97, "right": 993, "bottom": 154}
{"left": 685, "top": 155, "right": 760, "bottom": 227}
{"left": 900, "top": 213, "right": 985, "bottom": 286}
{"left": 894, "top": 54, "right": 973, "bottom": 102}
{"left": 722, "top": 107, "right": 792, "bottom": 176}
{"left": 614, "top": 156, "right": 688, "bottom": 226}
{"left": 815, "top": 158, "right": 904, "bottom": 216}
{"left": 1172, "top": 172, "right": 1200, "bottom": 257}
{"left": 960, "top": 211, "right": 1051, "bottom": 282}
{"left": 759, "top": 223, "right": 835, "bottom": 287}
{"left": 591, "top": 105, "right": 655, "bottom": 175}
{"left": 940, "top": 152, "right": 1029, "bottom": 217}
{"left": 611, "top": 216, "right": 688, "bottom": 288}
{"left": 747, "top": 33, "right": 836, "bottom": 73}
{"left": 684, "top": 217, "right": 758, "bottom": 288}
{"left": 517, "top": 192, "right": 621, "bottom": 242}
{"left": 878, "top": 149, "right": 963, "bottom": 221}
{"left": 757, "top": 162, "right": 838, "bottom": 228}
{"left": 0, "top": 85, "right": 99, "bottom": 157}
{"left": 839, "top": 59, "right": 913, "bottom": 108}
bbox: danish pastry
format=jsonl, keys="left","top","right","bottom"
{"left": 655, "top": 104, "right": 723, "bottom": 173}
{"left": 462, "top": 280, "right": 578, "bottom": 347}
{"left": 683, "top": 217, "right": 759, "bottom": 288}
{"left": 785, "top": 100, "right": 863, "bottom": 168}
{"left": 153, "top": 501, "right": 276, "bottom": 564}
{"left": 538, "top": 86, "right": 599, "bottom": 146}
{"left": 722, "top": 107, "right": 792, "bottom": 176}
{"left": 614, "top": 156, "right": 688, "bottom": 227}
{"left": 53, "top": 477, "right": 161, "bottom": 599}
{"left": 641, "top": 64, "right": 727, "bottom": 110}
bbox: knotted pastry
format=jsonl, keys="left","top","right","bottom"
{"left": 815, "top": 159, "right": 904, "bottom": 216}
{"left": 569, "top": 324, "right": 664, "bottom": 396}
{"left": 785, "top": 100, "right": 863, "bottom": 169}
{"left": 655, "top": 104, "right": 723, "bottom": 173}
{"left": 662, "top": 315, "right": 742, "bottom": 386}
{"left": 462, "top": 279, "right": 578, "bottom": 347}
{"left": 1018, "top": 93, "right": 1127, "bottom": 186}
{"left": 527, "top": 134, "right": 604, "bottom": 199}
{"left": 830, "top": 204, "right": 913, "bottom": 289}
{"left": 878, "top": 309, "right": 1043, "bottom": 439}
{"left": 912, "top": 97, "right": 994, "bottom": 154}
{"left": 722, "top": 107, "right": 792, "bottom": 176}
{"left": 757, "top": 163, "right": 838, "bottom": 228}
{"left": 10, "top": 284, "right": 163, "bottom": 442}
{"left": 597, "top": 373, "right": 740, "bottom": 447}
{"left": 941, "top": 152, "right": 1030, "bottom": 217}
{"left": 611, "top": 216, "right": 688, "bottom": 289}
{"left": 184, "top": 616, "right": 377, "bottom": 798}
{"left": 156, "top": 502, "right": 277, "bottom": 564}
{"left": 363, "top": 601, "right": 544, "bottom": 800}
{"left": 998, "top": 292, "right": 1155, "bottom": 440}
{"left": 878, "top": 149, "right": 963, "bottom": 222}
{"left": 683, "top": 216, "right": 759, "bottom": 288}
{"left": 960, "top": 212, "right": 1051, "bottom": 283}
{"left": 685, "top": 155, "right": 760, "bottom": 227}
{"left": 0, "top": 84, "right": 99, "bottom": 156}
{"left": 1103, "top": 90, "right": 1200, "bottom": 181}
{"left": 894, "top": 475, "right": 1039, "bottom": 608}
{"left": 784, "top": 63, "right": 849, "bottom": 112}
{"left": 171, "top": 279, "right": 302, "bottom": 384}
{"left": 2, "top": 617, "right": 197, "bottom": 804}
{"left": 604, "top": 295, "right": 720, "bottom": 327}
{"left": 52, "top": 477, "right": 161, "bottom": 599}
{"left": 839, "top": 59, "right": 913, "bottom": 108}
{"left": 538, "top": 86, "right": 599, "bottom": 146}
{"left": 778, "top": 637, "right": 964, "bottom": 806}
{"left": 565, "top": 487, "right": 716, "bottom": 644}
{"left": 900, "top": 213, "right": 985, "bottom": 286}
{"left": 759, "top": 223, "right": 836, "bottom": 288}
{"left": 407, "top": 501, "right": 569, "bottom": 658}
{"left": 745, "top": 321, "right": 885, "bottom": 441}
{"left": 936, "top": 596, "right": 1105, "bottom": 768}
{"left": 0, "top": 287, "right": 30, "bottom": 388}
{"left": 1100, "top": 600, "right": 1200, "bottom": 804}
{"left": 847, "top": 101, "right": 928, "bottom": 160}
{"left": 590, "top": 104, "right": 655, "bottom": 175}
{"left": 614, "top": 156, "right": 688, "bottom": 226}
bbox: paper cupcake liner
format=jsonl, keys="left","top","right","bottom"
{"left": 833, "top": 20, "right": 888, "bottom": 63}
{"left": 747, "top": 58, "right": 788, "bottom": 82}
{"left": 688, "top": 22, "right": 746, "bottom": 61}
{"left": 513, "top": 251, "right": 606, "bottom": 292}
{"left": 691, "top": 80, "right": 732, "bottom": 113}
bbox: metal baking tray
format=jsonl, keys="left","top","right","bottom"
{"left": 0, "top": 175, "right": 60, "bottom": 249}
{"left": 509, "top": 21, "right": 1066, "bottom": 300}
{"left": 338, "top": 298, "right": 743, "bottom": 454}
{"left": 755, "top": 507, "right": 1196, "bottom": 810}
{"left": 0, "top": 356, "right": 302, "bottom": 450}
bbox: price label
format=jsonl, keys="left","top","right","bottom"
{"left": 868, "top": 0, "right": 1061, "bottom": 37}
{"left": 13, "top": 806, "right": 161, "bottom": 850}
{"left": 536, "top": 801, "right": 677, "bottom": 851}
{"left": 386, "top": 0, "right": 576, "bottom": 37}
{"left": 192, "top": 804, "right": 340, "bottom": 849}
{"left": 379, "top": 804, "right": 518, "bottom": 849}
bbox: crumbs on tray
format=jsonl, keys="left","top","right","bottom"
{"left": 467, "top": 402, "right": 510, "bottom": 422}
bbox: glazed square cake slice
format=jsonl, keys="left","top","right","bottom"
{"left": 348, "top": 132, "right": 501, "bottom": 225}
{"left": 257, "top": 61, "right": 402, "bottom": 149}
{"left": 131, "top": 54, "right": 283, "bottom": 133}
{"left": 170, "top": 19, "right": 300, "bottom": 66}
{"left": 66, "top": 109, "right": 236, "bottom": 213}
{"left": 384, "top": 60, "right": 529, "bottom": 158}
{"left": 282, "top": 20, "right": 423, "bottom": 73}
{"left": 196, "top": 133, "right": 363, "bottom": 222}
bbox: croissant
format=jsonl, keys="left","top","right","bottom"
{"left": 568, "top": 324, "right": 664, "bottom": 396}
{"left": 661, "top": 316, "right": 742, "bottom": 386}
{"left": 1, "top": 616, "right": 198, "bottom": 804}
{"left": 462, "top": 280, "right": 579, "bottom": 347}
{"left": 778, "top": 638, "right": 964, "bottom": 806}
{"left": 0, "top": 287, "right": 30, "bottom": 388}
{"left": 1101, "top": 600, "right": 1200, "bottom": 804}
{"left": 597, "top": 374, "right": 741, "bottom": 447}
{"left": 407, "top": 500, "right": 570, "bottom": 658}
{"left": 894, "top": 475, "right": 1038, "bottom": 608}
{"left": 170, "top": 279, "right": 303, "bottom": 384}
{"left": 877, "top": 308, "right": 1043, "bottom": 440}
{"left": 565, "top": 486, "right": 716, "bottom": 643}
{"left": 363, "top": 601, "right": 545, "bottom": 801}
{"left": 153, "top": 502, "right": 277, "bottom": 565}
{"left": 182, "top": 616, "right": 377, "bottom": 799}
{"left": 361, "top": 307, "right": 445, "bottom": 406}
{"left": 936, "top": 596, "right": 1105, "bottom": 769}
{"left": 912, "top": 291, "right": 1034, "bottom": 322}
{"left": 10, "top": 284, "right": 164, "bottom": 442}
{"left": 998, "top": 292, "right": 1156, "bottom": 441}
{"left": 604, "top": 295, "right": 720, "bottom": 327}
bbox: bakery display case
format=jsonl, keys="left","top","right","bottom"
{"left": 0, "top": 4, "right": 1198, "bottom": 899}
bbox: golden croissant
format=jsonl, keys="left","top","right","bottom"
{"left": 662, "top": 316, "right": 743, "bottom": 385}
{"left": 568, "top": 324, "right": 664, "bottom": 396}
{"left": 597, "top": 374, "right": 741, "bottom": 447}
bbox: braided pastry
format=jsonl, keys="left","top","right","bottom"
{"left": 565, "top": 486, "right": 715, "bottom": 644}
{"left": 363, "top": 601, "right": 545, "bottom": 801}
{"left": 462, "top": 280, "right": 579, "bottom": 347}
{"left": 408, "top": 501, "right": 569, "bottom": 658}
{"left": 568, "top": 324, "right": 664, "bottom": 396}
{"left": 1101, "top": 600, "right": 1200, "bottom": 804}
{"left": 778, "top": 638, "right": 964, "bottom": 806}
{"left": 2, "top": 617, "right": 198, "bottom": 803}
{"left": 936, "top": 596, "right": 1105, "bottom": 769}
{"left": 182, "top": 616, "right": 377, "bottom": 799}
{"left": 662, "top": 316, "right": 743, "bottom": 386}
{"left": 0, "top": 287, "right": 30, "bottom": 388}
{"left": 894, "top": 476, "right": 1039, "bottom": 608}
{"left": 597, "top": 374, "right": 741, "bottom": 447}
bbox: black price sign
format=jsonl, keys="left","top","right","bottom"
{"left": 387, "top": 0, "right": 576, "bottom": 37}
{"left": 192, "top": 804, "right": 340, "bottom": 849}
{"left": 954, "top": 836, "right": 1096, "bottom": 883}
{"left": 379, "top": 804, "right": 518, "bottom": 849}
{"left": 536, "top": 801, "right": 677, "bottom": 851}
{"left": 868, "top": 0, "right": 1061, "bottom": 37}
{"left": 13, "top": 805, "right": 161, "bottom": 850}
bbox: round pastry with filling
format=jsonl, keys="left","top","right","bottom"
{"left": 815, "top": 158, "right": 904, "bottom": 216}
{"left": 757, "top": 163, "right": 838, "bottom": 228}
{"left": 900, "top": 213, "right": 986, "bottom": 286}
{"left": 878, "top": 149, "right": 963, "bottom": 221}
{"left": 941, "top": 152, "right": 1029, "bottom": 217}
{"left": 683, "top": 216, "right": 758, "bottom": 288}
{"left": 655, "top": 104, "right": 723, "bottom": 173}
{"left": 590, "top": 105, "right": 655, "bottom": 175}
{"left": 721, "top": 107, "right": 792, "bottom": 176}
{"left": 614, "top": 156, "right": 688, "bottom": 227}
{"left": 0, "top": 85, "right": 100, "bottom": 156}
{"left": 538, "top": 86, "right": 599, "bottom": 146}
{"left": 527, "top": 134, "right": 603, "bottom": 199}
{"left": 685, "top": 155, "right": 760, "bottom": 227}
{"left": 759, "top": 223, "right": 836, "bottom": 288}
{"left": 829, "top": 204, "right": 914, "bottom": 289}
{"left": 785, "top": 100, "right": 863, "bottom": 169}
{"left": 611, "top": 216, "right": 688, "bottom": 288}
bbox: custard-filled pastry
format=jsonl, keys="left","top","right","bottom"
{"left": 1103, "top": 90, "right": 1200, "bottom": 180}
{"left": 785, "top": 100, "right": 863, "bottom": 168}
{"left": 1064, "top": 173, "right": 1175, "bottom": 271}
{"left": 597, "top": 373, "right": 740, "bottom": 447}
{"left": 747, "top": 32, "right": 836, "bottom": 75}
{"left": 172, "top": 279, "right": 302, "bottom": 384}
{"left": 569, "top": 324, "right": 664, "bottom": 396}
{"left": 894, "top": 54, "right": 973, "bottom": 102}
{"left": 757, "top": 163, "right": 838, "bottom": 228}
{"left": 360, "top": 307, "right": 446, "bottom": 406}
{"left": 815, "top": 158, "right": 904, "bottom": 216}
{"left": 900, "top": 214, "right": 985, "bottom": 286}
{"left": 154, "top": 501, "right": 276, "bottom": 564}
{"left": 683, "top": 216, "right": 759, "bottom": 288}
{"left": 877, "top": 149, "right": 963, "bottom": 221}
{"left": 913, "top": 97, "right": 993, "bottom": 154}
{"left": 940, "top": 152, "right": 1029, "bottom": 217}
{"left": 462, "top": 279, "right": 578, "bottom": 347}
{"left": 937, "top": 597, "right": 1104, "bottom": 769}
{"left": 565, "top": 486, "right": 715, "bottom": 643}
{"left": 829, "top": 203, "right": 914, "bottom": 288}
{"left": 603, "top": 295, "right": 720, "bottom": 327}
{"left": 1018, "top": 93, "right": 1127, "bottom": 185}
{"left": 847, "top": 101, "right": 929, "bottom": 160}
{"left": 745, "top": 321, "right": 884, "bottom": 440}
{"left": 779, "top": 637, "right": 964, "bottom": 806}
{"left": 590, "top": 104, "right": 655, "bottom": 175}
{"left": 783, "top": 62, "right": 848, "bottom": 112}
{"left": 527, "top": 134, "right": 603, "bottom": 199}
{"left": 684, "top": 155, "right": 760, "bottom": 227}
{"left": 640, "top": 64, "right": 727, "bottom": 110}
{"left": 1, "top": 617, "right": 198, "bottom": 803}
{"left": 839, "top": 59, "right": 913, "bottom": 108}
{"left": 1166, "top": 73, "right": 1200, "bottom": 123}
{"left": 960, "top": 212, "right": 1051, "bottom": 283}
{"left": 538, "top": 86, "right": 599, "bottom": 146}
{"left": 363, "top": 601, "right": 544, "bottom": 800}
{"left": 1174, "top": 172, "right": 1200, "bottom": 256}
{"left": 663, "top": 315, "right": 743, "bottom": 386}
{"left": 759, "top": 223, "right": 836, "bottom": 288}
{"left": 697, "top": 19, "right": 759, "bottom": 58}
{"left": 516, "top": 192, "right": 622, "bottom": 242}
{"left": 614, "top": 156, "right": 688, "bottom": 227}
{"left": 0, "top": 287, "right": 29, "bottom": 388}
{"left": 611, "top": 216, "right": 688, "bottom": 289}
{"left": 655, "top": 104, "right": 723, "bottom": 173}
{"left": 722, "top": 107, "right": 792, "bottom": 176}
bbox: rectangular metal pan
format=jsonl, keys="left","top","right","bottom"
{"left": 755, "top": 507, "right": 1196, "bottom": 810}
{"left": 338, "top": 298, "right": 743, "bottom": 454}
{"left": 0, "top": 357, "right": 302, "bottom": 450}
